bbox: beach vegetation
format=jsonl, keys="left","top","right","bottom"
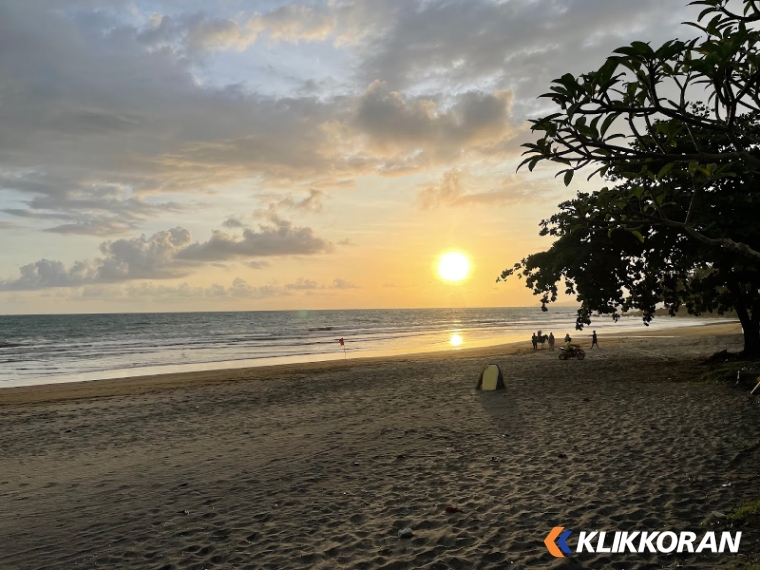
{"left": 698, "top": 361, "right": 749, "bottom": 383}
{"left": 727, "top": 498, "right": 760, "bottom": 524}
{"left": 502, "top": 0, "right": 760, "bottom": 357}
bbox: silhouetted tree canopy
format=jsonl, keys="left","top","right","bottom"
{"left": 504, "top": 0, "right": 760, "bottom": 356}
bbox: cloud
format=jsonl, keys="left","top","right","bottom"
{"left": 331, "top": 278, "right": 359, "bottom": 289}
{"left": 178, "top": 218, "right": 332, "bottom": 261}
{"left": 0, "top": 0, "right": 542, "bottom": 235}
{"left": 284, "top": 276, "right": 359, "bottom": 290}
{"left": 248, "top": 188, "right": 329, "bottom": 223}
{"left": 0, "top": 171, "right": 189, "bottom": 236}
{"left": 69, "top": 274, "right": 357, "bottom": 302}
{"left": 139, "top": 6, "right": 337, "bottom": 55}
{"left": 3, "top": 259, "right": 97, "bottom": 291}
{"left": 0, "top": 3, "right": 355, "bottom": 232}
{"left": 0, "top": 0, "right": 707, "bottom": 302}
{"left": 418, "top": 169, "right": 464, "bottom": 209}
{"left": 277, "top": 188, "right": 327, "bottom": 213}
{"left": 186, "top": 17, "right": 254, "bottom": 52}
{"left": 418, "top": 169, "right": 561, "bottom": 209}
{"left": 357, "top": 0, "right": 699, "bottom": 95}
{"left": 352, "top": 81, "right": 516, "bottom": 160}
{"left": 74, "top": 278, "right": 294, "bottom": 302}
{"left": 247, "top": 5, "right": 337, "bottom": 44}
{"left": 0, "top": 220, "right": 333, "bottom": 290}
{"left": 222, "top": 216, "right": 247, "bottom": 229}
{"left": 285, "top": 277, "right": 320, "bottom": 290}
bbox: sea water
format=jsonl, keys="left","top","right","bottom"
{"left": 0, "top": 307, "right": 722, "bottom": 387}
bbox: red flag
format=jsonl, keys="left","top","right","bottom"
{"left": 338, "top": 338, "right": 344, "bottom": 346}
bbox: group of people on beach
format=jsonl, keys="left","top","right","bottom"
{"left": 531, "top": 330, "right": 599, "bottom": 350}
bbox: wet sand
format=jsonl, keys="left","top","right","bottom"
{"left": 1, "top": 323, "right": 759, "bottom": 569}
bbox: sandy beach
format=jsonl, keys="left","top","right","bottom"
{"left": 1, "top": 323, "right": 759, "bottom": 569}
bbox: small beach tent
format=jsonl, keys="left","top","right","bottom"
{"left": 476, "top": 364, "right": 505, "bottom": 391}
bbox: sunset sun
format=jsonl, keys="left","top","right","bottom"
{"left": 437, "top": 252, "right": 471, "bottom": 282}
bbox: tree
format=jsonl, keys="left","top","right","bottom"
{"left": 503, "top": 0, "right": 760, "bottom": 357}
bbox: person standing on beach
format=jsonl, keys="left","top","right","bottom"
{"left": 531, "top": 333, "right": 538, "bottom": 350}
{"left": 548, "top": 332, "right": 555, "bottom": 351}
{"left": 591, "top": 330, "right": 599, "bottom": 349}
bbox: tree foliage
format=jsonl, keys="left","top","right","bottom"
{"left": 504, "top": 0, "right": 760, "bottom": 356}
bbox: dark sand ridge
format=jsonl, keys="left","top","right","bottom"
{"left": 1, "top": 323, "right": 759, "bottom": 569}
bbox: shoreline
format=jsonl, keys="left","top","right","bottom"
{"left": 0, "top": 321, "right": 742, "bottom": 407}
{"left": 0, "top": 312, "right": 735, "bottom": 391}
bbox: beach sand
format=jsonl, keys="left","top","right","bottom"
{"left": 1, "top": 323, "right": 759, "bottom": 569}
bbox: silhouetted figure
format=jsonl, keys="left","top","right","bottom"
{"left": 548, "top": 332, "right": 555, "bottom": 351}
{"left": 591, "top": 330, "right": 599, "bottom": 349}
{"left": 531, "top": 333, "right": 538, "bottom": 350}
{"left": 564, "top": 333, "right": 572, "bottom": 343}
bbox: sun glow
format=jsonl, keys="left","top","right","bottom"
{"left": 450, "top": 333, "right": 463, "bottom": 347}
{"left": 437, "top": 252, "right": 470, "bottom": 282}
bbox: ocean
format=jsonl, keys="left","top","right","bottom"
{"left": 0, "top": 307, "right": 720, "bottom": 388}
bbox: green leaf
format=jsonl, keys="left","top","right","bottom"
{"left": 657, "top": 163, "right": 675, "bottom": 179}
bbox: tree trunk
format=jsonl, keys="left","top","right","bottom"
{"left": 734, "top": 301, "right": 760, "bottom": 358}
{"left": 742, "top": 322, "right": 760, "bottom": 358}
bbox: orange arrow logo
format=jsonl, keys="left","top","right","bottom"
{"left": 545, "top": 526, "right": 565, "bottom": 558}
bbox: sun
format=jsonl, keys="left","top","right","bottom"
{"left": 437, "top": 252, "right": 470, "bottom": 282}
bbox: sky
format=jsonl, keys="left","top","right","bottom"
{"left": 0, "top": 0, "right": 702, "bottom": 314}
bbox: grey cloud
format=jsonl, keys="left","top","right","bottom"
{"left": 4, "top": 259, "right": 97, "bottom": 291}
{"left": 287, "top": 276, "right": 360, "bottom": 290}
{"left": 0, "top": 171, "right": 188, "bottom": 236}
{"left": 251, "top": 188, "right": 328, "bottom": 221}
{"left": 178, "top": 218, "right": 333, "bottom": 262}
{"left": 45, "top": 219, "right": 140, "bottom": 236}
{"left": 186, "top": 17, "right": 252, "bottom": 52}
{"left": 279, "top": 188, "right": 326, "bottom": 212}
{"left": 222, "top": 217, "right": 247, "bottom": 228}
{"left": 95, "top": 227, "right": 194, "bottom": 282}
{"left": 0, "top": 3, "right": 354, "bottom": 229}
{"left": 353, "top": 81, "right": 516, "bottom": 159}
{"left": 139, "top": 14, "right": 254, "bottom": 54}
{"left": 46, "top": 109, "right": 142, "bottom": 136}
{"left": 0, "top": 220, "right": 332, "bottom": 290}
{"left": 0, "top": 0, "right": 543, "bottom": 230}
{"left": 285, "top": 277, "right": 321, "bottom": 290}
{"left": 0, "top": 0, "right": 704, "bottom": 245}
{"left": 75, "top": 278, "right": 294, "bottom": 302}
{"left": 356, "top": 0, "right": 699, "bottom": 102}
{"left": 70, "top": 274, "right": 353, "bottom": 302}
